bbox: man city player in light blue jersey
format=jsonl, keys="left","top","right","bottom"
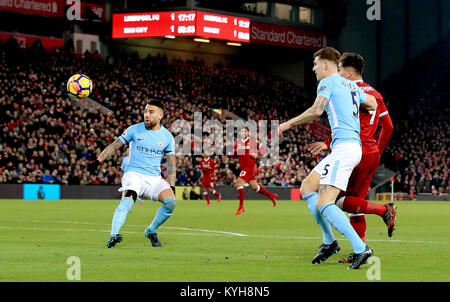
{"left": 279, "top": 47, "right": 378, "bottom": 269}
{"left": 89, "top": 100, "right": 177, "bottom": 248}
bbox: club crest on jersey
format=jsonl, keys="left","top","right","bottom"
{"left": 158, "top": 141, "right": 164, "bottom": 148}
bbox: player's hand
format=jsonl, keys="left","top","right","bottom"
{"left": 278, "top": 122, "right": 291, "bottom": 137}
{"left": 306, "top": 142, "right": 328, "bottom": 155}
{"left": 105, "top": 154, "right": 118, "bottom": 161}
{"left": 87, "top": 160, "right": 100, "bottom": 173}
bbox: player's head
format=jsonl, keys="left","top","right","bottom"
{"left": 313, "top": 47, "right": 341, "bottom": 81}
{"left": 339, "top": 52, "right": 365, "bottom": 80}
{"left": 144, "top": 100, "right": 165, "bottom": 129}
{"left": 240, "top": 127, "right": 249, "bottom": 139}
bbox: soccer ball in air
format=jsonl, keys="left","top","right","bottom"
{"left": 67, "top": 74, "right": 92, "bottom": 99}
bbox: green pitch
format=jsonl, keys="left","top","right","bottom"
{"left": 0, "top": 198, "right": 449, "bottom": 282}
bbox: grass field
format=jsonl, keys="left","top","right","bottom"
{"left": 0, "top": 198, "right": 449, "bottom": 282}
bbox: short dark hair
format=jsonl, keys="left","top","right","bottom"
{"left": 314, "top": 47, "right": 341, "bottom": 65}
{"left": 340, "top": 52, "right": 365, "bottom": 75}
{"left": 146, "top": 99, "right": 165, "bottom": 112}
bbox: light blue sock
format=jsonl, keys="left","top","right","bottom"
{"left": 110, "top": 197, "right": 135, "bottom": 236}
{"left": 320, "top": 202, "right": 366, "bottom": 253}
{"left": 302, "top": 192, "right": 335, "bottom": 245}
{"left": 145, "top": 197, "right": 176, "bottom": 235}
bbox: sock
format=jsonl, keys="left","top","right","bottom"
{"left": 110, "top": 197, "right": 134, "bottom": 236}
{"left": 145, "top": 197, "right": 176, "bottom": 235}
{"left": 203, "top": 192, "right": 210, "bottom": 204}
{"left": 320, "top": 202, "right": 366, "bottom": 254}
{"left": 343, "top": 196, "right": 386, "bottom": 216}
{"left": 256, "top": 185, "right": 273, "bottom": 199}
{"left": 237, "top": 186, "right": 245, "bottom": 208}
{"left": 349, "top": 214, "right": 366, "bottom": 242}
{"left": 302, "top": 192, "right": 335, "bottom": 245}
{"left": 213, "top": 190, "right": 220, "bottom": 198}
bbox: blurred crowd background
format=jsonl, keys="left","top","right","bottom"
{"left": 0, "top": 37, "right": 448, "bottom": 195}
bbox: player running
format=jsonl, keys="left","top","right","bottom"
{"left": 88, "top": 100, "right": 177, "bottom": 248}
{"left": 233, "top": 127, "right": 277, "bottom": 215}
{"left": 200, "top": 152, "right": 222, "bottom": 206}
{"left": 279, "top": 47, "right": 378, "bottom": 269}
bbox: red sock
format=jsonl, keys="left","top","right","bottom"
{"left": 213, "top": 190, "right": 220, "bottom": 198}
{"left": 343, "top": 196, "right": 386, "bottom": 216}
{"left": 257, "top": 185, "right": 272, "bottom": 199}
{"left": 237, "top": 187, "right": 245, "bottom": 208}
{"left": 203, "top": 193, "right": 210, "bottom": 204}
{"left": 349, "top": 215, "right": 366, "bottom": 242}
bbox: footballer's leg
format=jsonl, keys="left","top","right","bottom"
{"left": 317, "top": 184, "right": 370, "bottom": 266}
{"left": 144, "top": 186, "right": 176, "bottom": 247}
{"left": 249, "top": 180, "right": 277, "bottom": 207}
{"left": 107, "top": 189, "right": 137, "bottom": 248}
{"left": 202, "top": 186, "right": 211, "bottom": 206}
{"left": 209, "top": 185, "right": 221, "bottom": 202}
{"left": 235, "top": 177, "right": 246, "bottom": 215}
{"left": 315, "top": 144, "right": 373, "bottom": 269}
{"left": 301, "top": 170, "right": 337, "bottom": 263}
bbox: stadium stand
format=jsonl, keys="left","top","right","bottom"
{"left": 0, "top": 37, "right": 448, "bottom": 194}
{"left": 379, "top": 35, "right": 450, "bottom": 195}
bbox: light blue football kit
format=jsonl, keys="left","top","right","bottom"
{"left": 317, "top": 73, "right": 367, "bottom": 148}
{"left": 303, "top": 73, "right": 369, "bottom": 254}
{"left": 119, "top": 122, "right": 175, "bottom": 176}
{"left": 110, "top": 123, "right": 176, "bottom": 239}
{"left": 120, "top": 156, "right": 129, "bottom": 172}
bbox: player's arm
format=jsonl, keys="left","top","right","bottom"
{"left": 279, "top": 96, "right": 328, "bottom": 135}
{"left": 360, "top": 94, "right": 378, "bottom": 111}
{"left": 88, "top": 138, "right": 124, "bottom": 172}
{"left": 98, "top": 138, "right": 124, "bottom": 162}
{"left": 166, "top": 154, "right": 176, "bottom": 187}
{"left": 306, "top": 135, "right": 332, "bottom": 154}
{"left": 377, "top": 113, "right": 394, "bottom": 154}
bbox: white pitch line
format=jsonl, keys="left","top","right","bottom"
{"left": 9, "top": 219, "right": 247, "bottom": 237}
{"left": 3, "top": 219, "right": 450, "bottom": 245}
{"left": 0, "top": 226, "right": 232, "bottom": 237}
{"left": 162, "top": 226, "right": 247, "bottom": 237}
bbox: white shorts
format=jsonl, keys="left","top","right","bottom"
{"left": 313, "top": 142, "right": 362, "bottom": 191}
{"left": 119, "top": 171, "right": 171, "bottom": 201}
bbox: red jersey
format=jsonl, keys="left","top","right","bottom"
{"left": 233, "top": 137, "right": 262, "bottom": 169}
{"left": 324, "top": 80, "right": 390, "bottom": 155}
{"left": 200, "top": 157, "right": 218, "bottom": 180}
{"left": 355, "top": 80, "right": 389, "bottom": 155}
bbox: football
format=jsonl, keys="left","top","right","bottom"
{"left": 67, "top": 74, "right": 92, "bottom": 99}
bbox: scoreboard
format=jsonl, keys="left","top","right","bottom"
{"left": 196, "top": 11, "right": 249, "bottom": 42}
{"left": 112, "top": 10, "right": 250, "bottom": 42}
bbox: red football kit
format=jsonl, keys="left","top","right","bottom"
{"left": 232, "top": 137, "right": 276, "bottom": 214}
{"left": 200, "top": 157, "right": 218, "bottom": 189}
{"left": 200, "top": 157, "right": 221, "bottom": 205}
{"left": 233, "top": 137, "right": 262, "bottom": 182}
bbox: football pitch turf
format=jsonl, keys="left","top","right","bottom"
{"left": 0, "top": 198, "right": 449, "bottom": 282}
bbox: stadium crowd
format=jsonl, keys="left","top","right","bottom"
{"left": 379, "top": 36, "right": 449, "bottom": 195}
{"left": 0, "top": 37, "right": 448, "bottom": 195}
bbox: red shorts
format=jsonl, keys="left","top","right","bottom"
{"left": 238, "top": 166, "right": 256, "bottom": 182}
{"left": 201, "top": 177, "right": 215, "bottom": 189}
{"left": 343, "top": 151, "right": 380, "bottom": 198}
